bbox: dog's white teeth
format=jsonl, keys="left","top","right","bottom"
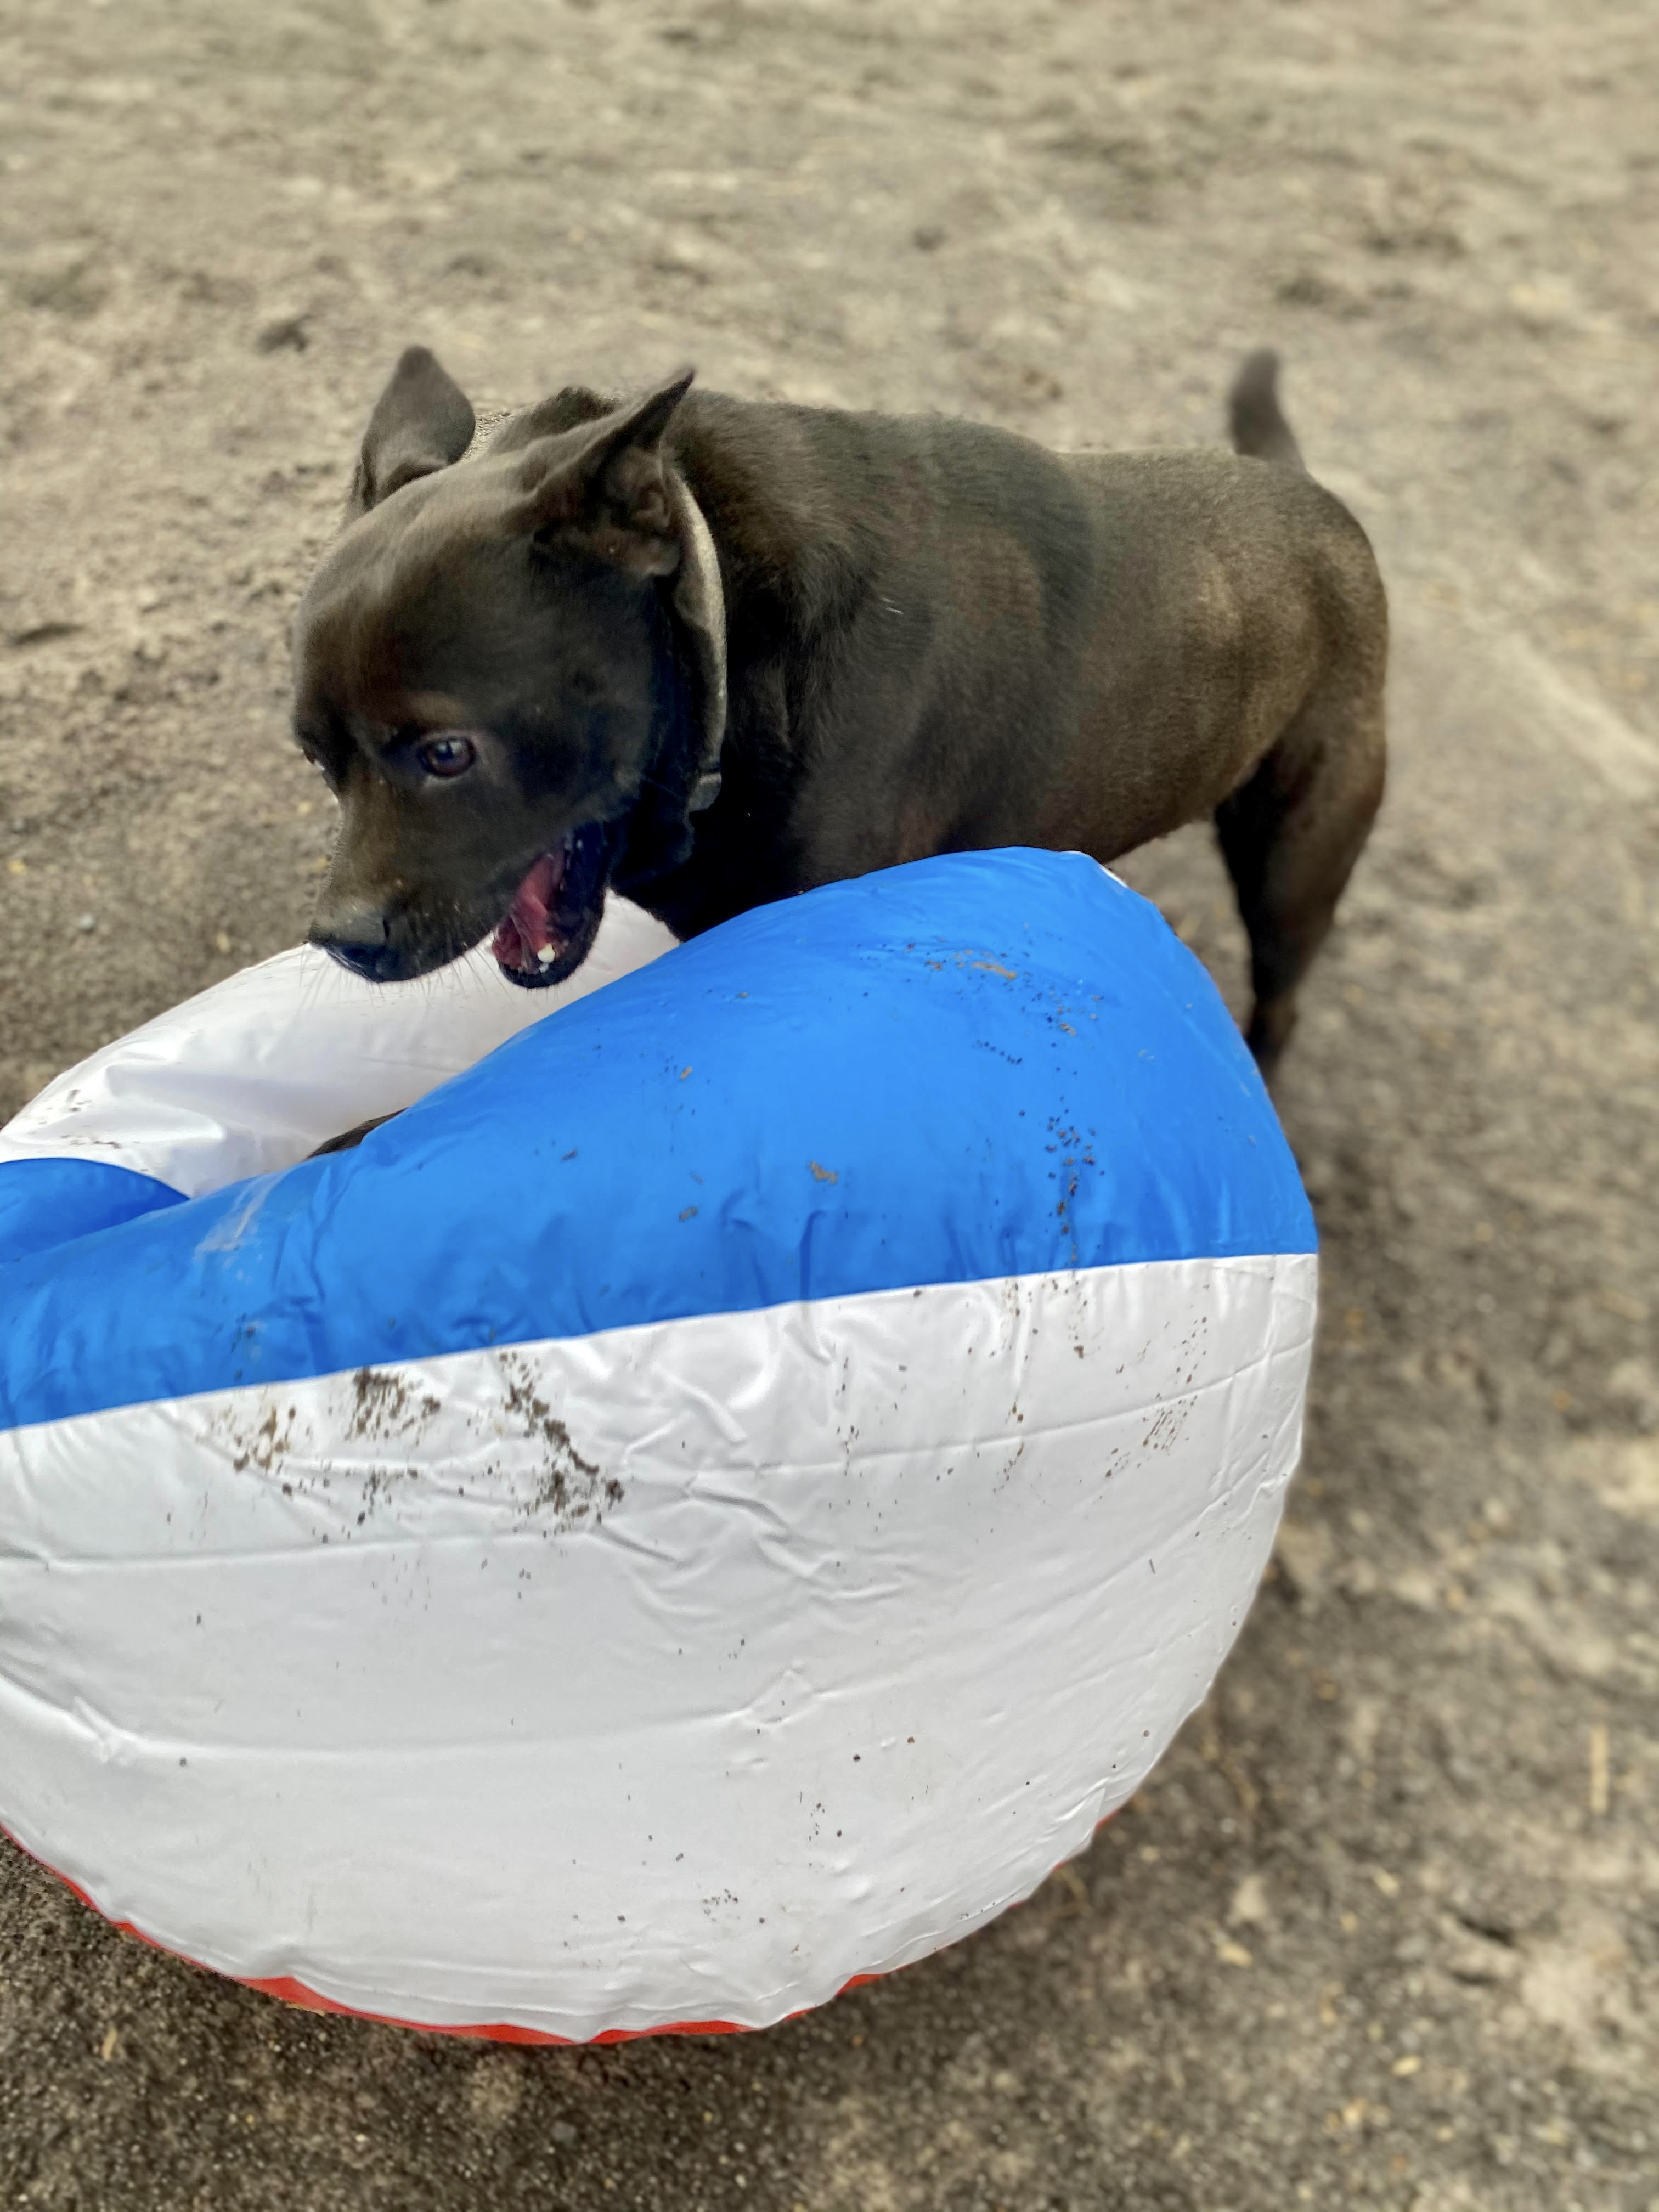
{"left": 535, "top": 943, "right": 559, "bottom": 966}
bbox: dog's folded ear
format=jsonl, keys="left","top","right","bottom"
{"left": 347, "top": 347, "right": 476, "bottom": 518}
{"left": 507, "top": 368, "right": 696, "bottom": 577}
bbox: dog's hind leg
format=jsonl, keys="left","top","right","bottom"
{"left": 1218, "top": 348, "right": 1386, "bottom": 1075}
{"left": 1215, "top": 665, "right": 1386, "bottom": 1077}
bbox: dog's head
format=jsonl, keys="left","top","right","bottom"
{"left": 291, "top": 347, "right": 721, "bottom": 986}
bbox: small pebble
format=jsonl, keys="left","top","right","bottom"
{"left": 76, "top": 913, "right": 96, "bottom": 932}
{"left": 256, "top": 313, "right": 310, "bottom": 354}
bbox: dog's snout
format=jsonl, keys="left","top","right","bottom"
{"left": 321, "top": 939, "right": 408, "bottom": 983}
{"left": 310, "top": 907, "right": 404, "bottom": 983}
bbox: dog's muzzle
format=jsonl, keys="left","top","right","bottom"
{"left": 311, "top": 907, "right": 409, "bottom": 984}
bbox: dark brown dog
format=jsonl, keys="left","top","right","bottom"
{"left": 292, "top": 347, "right": 1385, "bottom": 1072}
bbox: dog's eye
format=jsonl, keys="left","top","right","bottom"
{"left": 415, "top": 733, "right": 477, "bottom": 779}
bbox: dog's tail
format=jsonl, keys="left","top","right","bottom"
{"left": 1228, "top": 348, "right": 1306, "bottom": 472}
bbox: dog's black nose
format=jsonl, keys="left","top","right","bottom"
{"left": 309, "top": 911, "right": 405, "bottom": 983}
{"left": 320, "top": 939, "right": 408, "bottom": 983}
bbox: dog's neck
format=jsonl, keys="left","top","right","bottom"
{"left": 664, "top": 470, "right": 726, "bottom": 816}
{"left": 465, "top": 403, "right": 727, "bottom": 815}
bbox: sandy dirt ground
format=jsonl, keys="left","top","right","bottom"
{"left": 2, "top": 2, "right": 1657, "bottom": 2207}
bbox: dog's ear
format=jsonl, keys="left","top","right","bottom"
{"left": 347, "top": 347, "right": 476, "bottom": 518}
{"left": 507, "top": 368, "right": 696, "bottom": 577}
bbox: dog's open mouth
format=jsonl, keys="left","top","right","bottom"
{"left": 491, "top": 823, "right": 614, "bottom": 988}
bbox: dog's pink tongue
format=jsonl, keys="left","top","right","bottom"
{"left": 492, "top": 849, "right": 567, "bottom": 972}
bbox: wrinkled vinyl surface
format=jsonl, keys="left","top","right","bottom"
{"left": 0, "top": 851, "right": 1315, "bottom": 2042}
